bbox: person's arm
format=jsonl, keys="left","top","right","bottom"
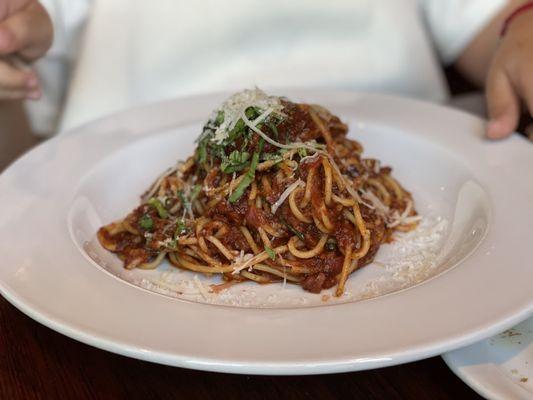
{"left": 0, "top": 0, "right": 52, "bottom": 100}
{"left": 454, "top": 0, "right": 533, "bottom": 139}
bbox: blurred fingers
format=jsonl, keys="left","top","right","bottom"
{"left": 0, "top": 59, "right": 40, "bottom": 99}
{"left": 486, "top": 67, "right": 520, "bottom": 139}
{"left": 0, "top": 0, "right": 32, "bottom": 21}
{"left": 0, "top": 2, "right": 52, "bottom": 60}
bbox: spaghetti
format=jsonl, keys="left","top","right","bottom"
{"left": 98, "top": 89, "right": 420, "bottom": 295}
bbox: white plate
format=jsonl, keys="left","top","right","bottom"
{"left": 443, "top": 316, "right": 533, "bottom": 400}
{"left": 0, "top": 90, "right": 532, "bottom": 375}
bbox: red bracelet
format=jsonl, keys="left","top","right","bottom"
{"left": 500, "top": 1, "right": 533, "bottom": 37}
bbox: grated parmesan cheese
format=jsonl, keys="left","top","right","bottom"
{"left": 157, "top": 238, "right": 176, "bottom": 248}
{"left": 231, "top": 252, "right": 255, "bottom": 275}
{"left": 132, "top": 214, "right": 448, "bottom": 308}
{"left": 360, "top": 188, "right": 389, "bottom": 215}
{"left": 387, "top": 199, "right": 423, "bottom": 228}
{"left": 193, "top": 275, "right": 212, "bottom": 300}
{"left": 271, "top": 179, "right": 303, "bottom": 214}
{"left": 356, "top": 216, "right": 448, "bottom": 300}
{"left": 211, "top": 88, "right": 285, "bottom": 144}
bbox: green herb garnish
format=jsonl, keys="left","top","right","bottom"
{"left": 194, "top": 97, "right": 286, "bottom": 174}
{"left": 325, "top": 238, "right": 337, "bottom": 251}
{"left": 228, "top": 119, "right": 246, "bottom": 142}
{"left": 261, "top": 152, "right": 283, "bottom": 163}
{"left": 297, "top": 147, "right": 307, "bottom": 158}
{"left": 175, "top": 219, "right": 188, "bottom": 237}
{"left": 214, "top": 110, "right": 224, "bottom": 125}
{"left": 139, "top": 215, "right": 153, "bottom": 230}
{"left": 268, "top": 122, "right": 279, "bottom": 140}
{"left": 245, "top": 106, "right": 260, "bottom": 120}
{"left": 220, "top": 150, "right": 251, "bottom": 174}
{"left": 280, "top": 217, "right": 305, "bottom": 241}
{"left": 287, "top": 225, "right": 305, "bottom": 241}
{"left": 265, "top": 245, "right": 276, "bottom": 260}
{"left": 190, "top": 184, "right": 202, "bottom": 202}
{"left": 148, "top": 198, "right": 168, "bottom": 219}
{"left": 228, "top": 139, "right": 264, "bottom": 203}
{"left": 177, "top": 190, "right": 189, "bottom": 209}
{"left": 197, "top": 140, "right": 207, "bottom": 164}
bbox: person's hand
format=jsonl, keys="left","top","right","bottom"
{"left": 486, "top": 9, "right": 533, "bottom": 139}
{"left": 0, "top": 0, "right": 52, "bottom": 100}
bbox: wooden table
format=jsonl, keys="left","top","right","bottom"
{"left": 0, "top": 101, "right": 42, "bottom": 170}
{"left": 0, "top": 101, "right": 485, "bottom": 399}
{"left": 0, "top": 299, "right": 483, "bottom": 400}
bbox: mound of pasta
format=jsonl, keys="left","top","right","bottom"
{"left": 98, "top": 89, "right": 420, "bottom": 296}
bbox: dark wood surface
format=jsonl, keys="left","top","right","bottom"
{"left": 0, "top": 101, "right": 42, "bottom": 170}
{"left": 0, "top": 294, "right": 483, "bottom": 400}
{"left": 0, "top": 101, "right": 485, "bottom": 400}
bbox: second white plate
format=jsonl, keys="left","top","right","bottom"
{"left": 444, "top": 316, "right": 533, "bottom": 400}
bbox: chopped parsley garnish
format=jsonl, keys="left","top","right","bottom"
{"left": 280, "top": 217, "right": 305, "bottom": 241}
{"left": 287, "top": 225, "right": 305, "bottom": 241}
{"left": 245, "top": 106, "right": 260, "bottom": 120}
{"left": 220, "top": 150, "right": 250, "bottom": 174}
{"left": 325, "top": 238, "right": 337, "bottom": 251}
{"left": 190, "top": 184, "right": 202, "bottom": 202}
{"left": 265, "top": 245, "right": 276, "bottom": 260}
{"left": 177, "top": 190, "right": 189, "bottom": 209}
{"left": 226, "top": 118, "right": 246, "bottom": 143}
{"left": 261, "top": 151, "right": 283, "bottom": 163}
{"left": 139, "top": 215, "right": 153, "bottom": 230}
{"left": 175, "top": 219, "right": 188, "bottom": 237}
{"left": 148, "top": 198, "right": 168, "bottom": 219}
{"left": 268, "top": 122, "right": 279, "bottom": 140}
{"left": 229, "top": 139, "right": 264, "bottom": 203}
{"left": 214, "top": 110, "right": 224, "bottom": 125}
{"left": 195, "top": 93, "right": 285, "bottom": 173}
{"left": 197, "top": 140, "right": 207, "bottom": 164}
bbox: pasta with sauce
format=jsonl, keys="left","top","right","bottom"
{"left": 98, "top": 89, "right": 420, "bottom": 296}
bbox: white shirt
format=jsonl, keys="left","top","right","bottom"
{"left": 31, "top": 0, "right": 505, "bottom": 135}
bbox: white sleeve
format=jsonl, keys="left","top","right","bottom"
{"left": 25, "top": 0, "right": 92, "bottom": 136}
{"left": 420, "top": 0, "right": 507, "bottom": 65}
{"left": 39, "top": 0, "right": 92, "bottom": 61}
